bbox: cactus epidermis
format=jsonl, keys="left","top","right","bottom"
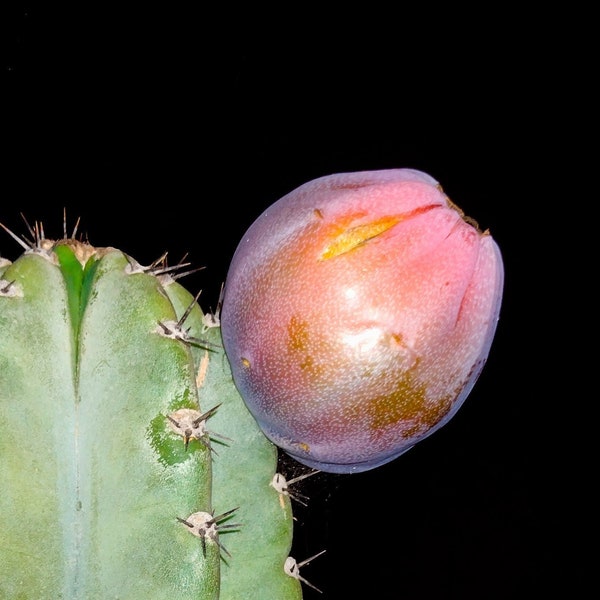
{"left": 0, "top": 220, "right": 304, "bottom": 599}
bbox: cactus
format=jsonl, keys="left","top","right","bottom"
{"left": 0, "top": 219, "right": 306, "bottom": 599}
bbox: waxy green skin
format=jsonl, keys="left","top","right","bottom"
{"left": 0, "top": 238, "right": 302, "bottom": 599}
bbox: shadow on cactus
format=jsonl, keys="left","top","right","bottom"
{"left": 0, "top": 168, "right": 504, "bottom": 599}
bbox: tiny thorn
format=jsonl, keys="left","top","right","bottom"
{"left": 166, "top": 414, "right": 180, "bottom": 427}
{"left": 156, "top": 321, "right": 171, "bottom": 335}
{"left": 178, "top": 508, "right": 241, "bottom": 559}
{"left": 0, "top": 280, "right": 15, "bottom": 294}
{"left": 215, "top": 281, "right": 224, "bottom": 318}
{"left": 125, "top": 251, "right": 201, "bottom": 282}
{"left": 212, "top": 507, "right": 240, "bottom": 525}
{"left": 0, "top": 277, "right": 21, "bottom": 297}
{"left": 176, "top": 517, "right": 194, "bottom": 528}
{"left": 184, "top": 334, "right": 221, "bottom": 349}
{"left": 193, "top": 404, "right": 221, "bottom": 425}
{"left": 151, "top": 260, "right": 195, "bottom": 277}
{"left": 153, "top": 261, "right": 192, "bottom": 276}
{"left": 284, "top": 551, "right": 326, "bottom": 594}
{"left": 156, "top": 301, "right": 221, "bottom": 349}
{"left": 168, "top": 265, "right": 206, "bottom": 281}
{"left": 271, "top": 469, "right": 320, "bottom": 506}
{"left": 167, "top": 406, "right": 227, "bottom": 451}
{"left": 71, "top": 216, "right": 81, "bottom": 239}
{"left": 167, "top": 408, "right": 208, "bottom": 449}
{"left": 197, "top": 406, "right": 233, "bottom": 445}
{"left": 20, "top": 212, "right": 36, "bottom": 241}
{"left": 156, "top": 251, "right": 169, "bottom": 265}
{"left": 287, "top": 469, "right": 321, "bottom": 486}
{"left": 177, "top": 290, "right": 203, "bottom": 328}
{"left": 297, "top": 549, "right": 327, "bottom": 568}
{"left": 217, "top": 541, "right": 232, "bottom": 558}
{"left": 0, "top": 221, "right": 31, "bottom": 251}
{"left": 202, "top": 282, "right": 224, "bottom": 329}
{"left": 207, "top": 430, "right": 234, "bottom": 444}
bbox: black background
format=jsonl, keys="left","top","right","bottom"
{"left": 2, "top": 5, "right": 588, "bottom": 599}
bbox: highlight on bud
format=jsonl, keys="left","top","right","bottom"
{"left": 220, "top": 168, "right": 504, "bottom": 474}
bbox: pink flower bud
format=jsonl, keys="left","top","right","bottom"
{"left": 221, "top": 169, "right": 504, "bottom": 473}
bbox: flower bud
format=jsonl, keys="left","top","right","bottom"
{"left": 221, "top": 169, "right": 504, "bottom": 473}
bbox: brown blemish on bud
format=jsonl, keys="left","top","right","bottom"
{"left": 287, "top": 316, "right": 309, "bottom": 353}
{"left": 286, "top": 316, "right": 326, "bottom": 378}
{"left": 402, "top": 394, "right": 454, "bottom": 438}
{"left": 313, "top": 208, "right": 324, "bottom": 219}
{"left": 241, "top": 357, "right": 251, "bottom": 368}
{"left": 390, "top": 332, "right": 412, "bottom": 353}
{"left": 342, "top": 362, "right": 453, "bottom": 438}
{"left": 295, "top": 442, "right": 310, "bottom": 453}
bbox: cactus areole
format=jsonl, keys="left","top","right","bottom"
{"left": 221, "top": 169, "right": 504, "bottom": 474}
{"left": 0, "top": 226, "right": 304, "bottom": 599}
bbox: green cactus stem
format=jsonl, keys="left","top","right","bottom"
{"left": 0, "top": 221, "right": 304, "bottom": 599}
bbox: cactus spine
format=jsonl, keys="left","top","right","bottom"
{"left": 0, "top": 223, "right": 304, "bottom": 599}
